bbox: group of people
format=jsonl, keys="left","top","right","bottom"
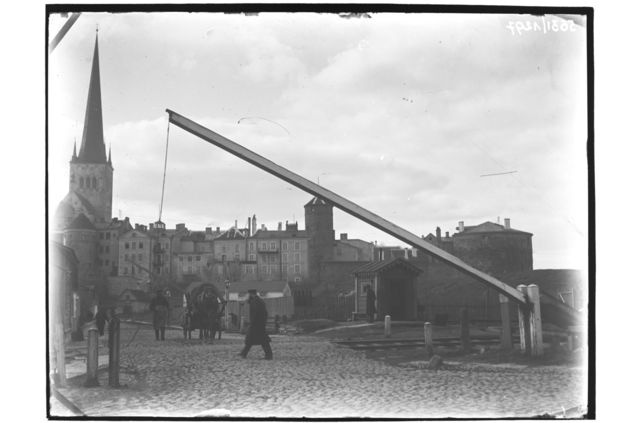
{"left": 149, "top": 288, "right": 273, "bottom": 360}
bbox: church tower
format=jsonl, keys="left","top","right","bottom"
{"left": 68, "top": 32, "right": 113, "bottom": 224}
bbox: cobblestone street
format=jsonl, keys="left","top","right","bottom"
{"left": 52, "top": 324, "right": 586, "bottom": 418}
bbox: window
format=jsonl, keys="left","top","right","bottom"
{"left": 222, "top": 245, "right": 226, "bottom": 252}
{"left": 261, "top": 265, "right": 268, "bottom": 274}
{"left": 100, "top": 233, "right": 104, "bottom": 240}
{"left": 123, "top": 267, "right": 128, "bottom": 275}
{"left": 188, "top": 266, "right": 193, "bottom": 273}
{"left": 100, "top": 246, "right": 104, "bottom": 253}
{"left": 283, "top": 242, "right": 288, "bottom": 250}
{"left": 294, "top": 277, "right": 301, "bottom": 283}
{"left": 105, "top": 259, "right": 109, "bottom": 266}
{"left": 250, "top": 243, "right": 255, "bottom": 251}
{"left": 283, "top": 254, "right": 288, "bottom": 263}
{"left": 261, "top": 255, "right": 267, "bottom": 263}
{"left": 269, "top": 255, "right": 276, "bottom": 263}
{"left": 234, "top": 254, "right": 240, "bottom": 261}
{"left": 249, "top": 254, "right": 256, "bottom": 261}
{"left": 221, "top": 254, "right": 226, "bottom": 261}
{"left": 139, "top": 242, "right": 143, "bottom": 249}
{"left": 188, "top": 256, "right": 192, "bottom": 262}
{"left": 106, "top": 232, "right": 111, "bottom": 240}
{"left": 294, "top": 241, "right": 300, "bottom": 250}
{"left": 270, "top": 241, "right": 276, "bottom": 250}
{"left": 179, "top": 256, "right": 183, "bottom": 262}
{"left": 294, "top": 253, "right": 300, "bottom": 262}
{"left": 196, "top": 255, "right": 201, "bottom": 261}
{"left": 131, "top": 266, "right": 135, "bottom": 275}
{"left": 294, "top": 264, "right": 300, "bottom": 274}
{"left": 261, "top": 242, "right": 267, "bottom": 250}
{"left": 235, "top": 244, "right": 239, "bottom": 253}
{"left": 125, "top": 242, "right": 129, "bottom": 249}
{"left": 132, "top": 242, "right": 137, "bottom": 250}
{"left": 92, "top": 177, "right": 97, "bottom": 188}
{"left": 105, "top": 246, "right": 110, "bottom": 253}
{"left": 79, "top": 177, "right": 84, "bottom": 188}
{"left": 138, "top": 253, "right": 142, "bottom": 261}
{"left": 124, "top": 254, "right": 129, "bottom": 261}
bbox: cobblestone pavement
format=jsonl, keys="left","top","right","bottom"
{"left": 52, "top": 324, "right": 586, "bottom": 418}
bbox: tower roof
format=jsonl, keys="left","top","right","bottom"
{"left": 304, "top": 196, "right": 331, "bottom": 207}
{"left": 77, "top": 33, "right": 107, "bottom": 164}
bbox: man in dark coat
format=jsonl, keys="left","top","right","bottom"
{"left": 238, "top": 289, "right": 273, "bottom": 360}
{"left": 150, "top": 290, "right": 170, "bottom": 340}
{"left": 366, "top": 285, "right": 376, "bottom": 323}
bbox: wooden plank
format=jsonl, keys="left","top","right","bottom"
{"left": 166, "top": 109, "right": 527, "bottom": 305}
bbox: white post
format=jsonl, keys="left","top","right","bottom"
{"left": 527, "top": 284, "right": 543, "bottom": 356}
{"left": 84, "top": 327, "right": 99, "bottom": 387}
{"left": 498, "top": 294, "right": 512, "bottom": 350}
{"left": 424, "top": 322, "right": 433, "bottom": 358}
{"left": 517, "top": 284, "right": 530, "bottom": 354}
{"left": 384, "top": 315, "right": 391, "bottom": 338}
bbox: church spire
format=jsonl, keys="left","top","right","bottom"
{"left": 108, "top": 144, "right": 112, "bottom": 164}
{"left": 77, "top": 32, "right": 106, "bottom": 163}
{"left": 71, "top": 140, "right": 77, "bottom": 161}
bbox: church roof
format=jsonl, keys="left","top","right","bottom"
{"left": 66, "top": 213, "right": 96, "bottom": 231}
{"left": 76, "top": 33, "right": 107, "bottom": 164}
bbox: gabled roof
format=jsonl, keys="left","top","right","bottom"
{"left": 76, "top": 34, "right": 107, "bottom": 164}
{"left": 304, "top": 196, "right": 331, "bottom": 207}
{"left": 66, "top": 213, "right": 96, "bottom": 231}
{"left": 353, "top": 257, "right": 423, "bottom": 276}
{"left": 459, "top": 221, "right": 532, "bottom": 235}
{"left": 215, "top": 227, "right": 247, "bottom": 240}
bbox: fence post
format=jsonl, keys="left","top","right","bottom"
{"left": 84, "top": 327, "right": 99, "bottom": 387}
{"left": 424, "top": 322, "right": 433, "bottom": 358}
{"left": 460, "top": 307, "right": 470, "bottom": 353}
{"left": 54, "top": 322, "right": 66, "bottom": 387}
{"left": 384, "top": 315, "right": 391, "bottom": 338}
{"left": 108, "top": 315, "right": 120, "bottom": 388}
{"left": 498, "top": 294, "right": 512, "bottom": 350}
{"left": 527, "top": 284, "right": 543, "bottom": 356}
{"left": 517, "top": 285, "right": 531, "bottom": 355}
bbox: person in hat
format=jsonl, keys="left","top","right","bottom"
{"left": 239, "top": 289, "right": 273, "bottom": 359}
{"left": 150, "top": 290, "right": 170, "bottom": 340}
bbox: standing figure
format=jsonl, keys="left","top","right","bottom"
{"left": 239, "top": 289, "right": 273, "bottom": 360}
{"left": 150, "top": 290, "right": 169, "bottom": 341}
{"left": 366, "top": 285, "right": 377, "bottom": 323}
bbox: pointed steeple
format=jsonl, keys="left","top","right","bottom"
{"left": 71, "top": 140, "right": 77, "bottom": 161}
{"left": 77, "top": 32, "right": 107, "bottom": 163}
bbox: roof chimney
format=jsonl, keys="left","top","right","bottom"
{"left": 458, "top": 221, "right": 464, "bottom": 232}
{"left": 340, "top": 233, "right": 348, "bottom": 241}
{"left": 504, "top": 218, "right": 511, "bottom": 229}
{"left": 278, "top": 222, "right": 282, "bottom": 231}
{"left": 206, "top": 227, "right": 212, "bottom": 234}
{"left": 445, "top": 231, "right": 450, "bottom": 238}
{"left": 216, "top": 226, "right": 220, "bottom": 232}
{"left": 247, "top": 217, "right": 251, "bottom": 235}
{"left": 234, "top": 220, "right": 238, "bottom": 229}
{"left": 436, "top": 227, "right": 441, "bottom": 241}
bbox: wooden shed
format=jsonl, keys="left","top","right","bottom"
{"left": 353, "top": 258, "right": 423, "bottom": 321}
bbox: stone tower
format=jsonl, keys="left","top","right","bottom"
{"left": 304, "top": 197, "right": 335, "bottom": 283}
{"left": 67, "top": 33, "right": 113, "bottom": 224}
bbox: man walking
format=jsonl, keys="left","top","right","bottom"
{"left": 239, "top": 289, "right": 273, "bottom": 360}
{"left": 150, "top": 290, "right": 169, "bottom": 341}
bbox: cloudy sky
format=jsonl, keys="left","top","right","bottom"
{"left": 47, "top": 11, "right": 588, "bottom": 270}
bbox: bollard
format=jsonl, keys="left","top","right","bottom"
{"left": 460, "top": 307, "right": 470, "bottom": 353}
{"left": 498, "top": 294, "right": 512, "bottom": 351}
{"left": 384, "top": 315, "right": 391, "bottom": 338}
{"left": 84, "top": 327, "right": 99, "bottom": 387}
{"left": 108, "top": 315, "right": 120, "bottom": 388}
{"left": 424, "top": 322, "right": 433, "bottom": 358}
{"left": 527, "top": 284, "right": 543, "bottom": 356}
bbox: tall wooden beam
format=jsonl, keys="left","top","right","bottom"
{"left": 166, "top": 109, "right": 527, "bottom": 305}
